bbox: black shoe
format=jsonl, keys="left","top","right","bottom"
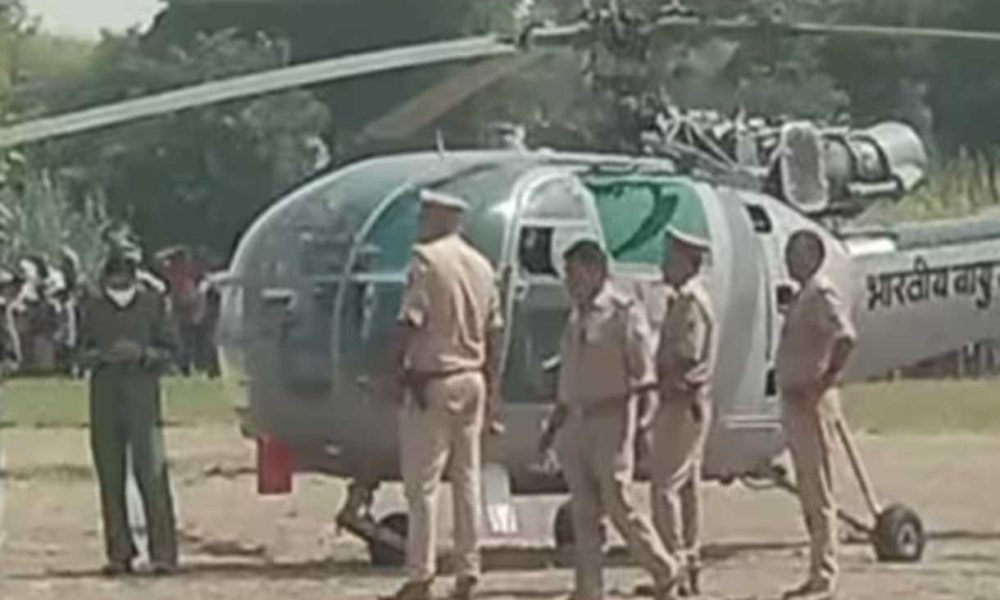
{"left": 687, "top": 565, "right": 700, "bottom": 596}
{"left": 450, "top": 575, "right": 478, "bottom": 600}
{"left": 634, "top": 580, "right": 687, "bottom": 597}
{"left": 634, "top": 575, "right": 684, "bottom": 600}
{"left": 783, "top": 580, "right": 834, "bottom": 599}
{"left": 151, "top": 561, "right": 179, "bottom": 577}
{"left": 380, "top": 581, "right": 433, "bottom": 600}
{"left": 100, "top": 560, "right": 134, "bottom": 577}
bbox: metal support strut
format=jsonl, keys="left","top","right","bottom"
{"left": 760, "top": 414, "right": 927, "bottom": 563}
{"left": 761, "top": 414, "right": 885, "bottom": 536}
{"left": 760, "top": 418, "right": 927, "bottom": 562}
{"left": 833, "top": 417, "right": 882, "bottom": 520}
{"left": 765, "top": 464, "right": 872, "bottom": 536}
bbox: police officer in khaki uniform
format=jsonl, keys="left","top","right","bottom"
{"left": 777, "top": 230, "right": 856, "bottom": 600}
{"left": 384, "top": 189, "right": 505, "bottom": 600}
{"left": 539, "top": 239, "right": 682, "bottom": 600}
{"left": 649, "top": 225, "right": 716, "bottom": 596}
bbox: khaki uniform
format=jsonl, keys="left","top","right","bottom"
{"left": 557, "top": 283, "right": 678, "bottom": 600}
{"left": 651, "top": 276, "right": 716, "bottom": 571}
{"left": 777, "top": 274, "right": 856, "bottom": 590}
{"left": 397, "top": 234, "right": 502, "bottom": 584}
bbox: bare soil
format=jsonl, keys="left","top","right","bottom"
{"left": 1, "top": 427, "right": 998, "bottom": 600}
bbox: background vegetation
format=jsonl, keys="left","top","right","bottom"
{"left": 0, "top": 0, "right": 997, "bottom": 267}
{"left": 3, "top": 376, "right": 998, "bottom": 435}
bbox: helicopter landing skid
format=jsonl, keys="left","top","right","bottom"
{"left": 752, "top": 417, "right": 927, "bottom": 563}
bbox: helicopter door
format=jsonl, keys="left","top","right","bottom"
{"left": 742, "top": 199, "right": 790, "bottom": 400}
{"left": 501, "top": 172, "right": 605, "bottom": 408}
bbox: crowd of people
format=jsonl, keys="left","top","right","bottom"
{"left": 0, "top": 244, "right": 223, "bottom": 380}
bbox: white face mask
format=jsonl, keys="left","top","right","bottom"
{"left": 105, "top": 286, "right": 138, "bottom": 308}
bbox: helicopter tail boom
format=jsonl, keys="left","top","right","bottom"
{"left": 845, "top": 218, "right": 1000, "bottom": 380}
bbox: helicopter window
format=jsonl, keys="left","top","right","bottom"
{"left": 765, "top": 369, "right": 778, "bottom": 397}
{"left": 299, "top": 231, "right": 352, "bottom": 275}
{"left": 776, "top": 283, "right": 794, "bottom": 308}
{"left": 588, "top": 180, "right": 695, "bottom": 265}
{"left": 363, "top": 190, "right": 421, "bottom": 272}
{"left": 522, "top": 177, "right": 589, "bottom": 221}
{"left": 518, "top": 226, "right": 556, "bottom": 275}
{"left": 745, "top": 204, "right": 773, "bottom": 234}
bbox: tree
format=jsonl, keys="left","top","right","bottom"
{"left": 0, "top": 156, "right": 121, "bottom": 277}
{"left": 821, "top": 0, "right": 1000, "bottom": 202}
{"left": 17, "top": 29, "right": 331, "bottom": 256}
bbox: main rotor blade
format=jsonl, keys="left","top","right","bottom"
{"left": 360, "top": 51, "right": 552, "bottom": 142}
{"left": 0, "top": 36, "right": 516, "bottom": 149}
{"left": 649, "top": 17, "right": 1000, "bottom": 44}
{"left": 527, "top": 16, "right": 1000, "bottom": 46}
{"left": 5, "top": 14, "right": 996, "bottom": 150}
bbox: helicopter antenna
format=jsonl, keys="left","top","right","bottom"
{"left": 435, "top": 129, "right": 446, "bottom": 156}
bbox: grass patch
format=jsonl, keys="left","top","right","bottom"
{"left": 0, "top": 377, "right": 998, "bottom": 435}
{"left": 843, "top": 379, "right": 1000, "bottom": 435}
{"left": 1, "top": 377, "right": 238, "bottom": 428}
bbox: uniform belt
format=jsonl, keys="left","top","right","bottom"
{"left": 402, "top": 366, "right": 483, "bottom": 409}
{"left": 407, "top": 366, "right": 482, "bottom": 381}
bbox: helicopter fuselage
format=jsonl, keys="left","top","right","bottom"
{"left": 218, "top": 149, "right": 1000, "bottom": 495}
{"left": 218, "top": 150, "right": 848, "bottom": 492}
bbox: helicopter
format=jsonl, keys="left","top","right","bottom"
{"left": 3, "top": 3, "right": 1000, "bottom": 572}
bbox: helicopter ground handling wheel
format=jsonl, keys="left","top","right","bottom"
{"left": 756, "top": 415, "right": 927, "bottom": 563}
{"left": 872, "top": 504, "right": 925, "bottom": 562}
{"left": 334, "top": 480, "right": 411, "bottom": 568}
{"left": 761, "top": 465, "right": 926, "bottom": 563}
{"left": 368, "top": 512, "right": 409, "bottom": 567}
{"left": 553, "top": 501, "right": 610, "bottom": 562}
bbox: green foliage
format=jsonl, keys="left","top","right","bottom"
{"left": 465, "top": 0, "right": 522, "bottom": 34}
{"left": 859, "top": 155, "right": 1000, "bottom": 224}
{"left": 16, "top": 34, "right": 94, "bottom": 82}
{"left": 1, "top": 376, "right": 236, "bottom": 428}
{"left": 1, "top": 0, "right": 997, "bottom": 253}
{"left": 0, "top": 158, "right": 120, "bottom": 277}
{"left": 0, "top": 0, "right": 35, "bottom": 96}
{"left": 19, "top": 29, "right": 331, "bottom": 256}
{"left": 843, "top": 379, "right": 1000, "bottom": 435}
{"left": 4, "top": 375, "right": 1000, "bottom": 435}
{"left": 823, "top": 0, "right": 1000, "bottom": 151}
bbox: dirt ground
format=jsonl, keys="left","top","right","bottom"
{"left": 1, "top": 426, "right": 998, "bottom": 600}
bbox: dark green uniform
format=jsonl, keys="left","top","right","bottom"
{"left": 79, "top": 283, "right": 178, "bottom": 567}
{"left": 0, "top": 298, "right": 22, "bottom": 370}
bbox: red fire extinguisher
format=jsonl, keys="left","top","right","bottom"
{"left": 257, "top": 435, "right": 294, "bottom": 495}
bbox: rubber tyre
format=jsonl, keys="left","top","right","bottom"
{"left": 368, "top": 512, "right": 409, "bottom": 567}
{"left": 554, "top": 502, "right": 575, "bottom": 549}
{"left": 553, "top": 501, "right": 608, "bottom": 550}
{"left": 873, "top": 503, "right": 925, "bottom": 563}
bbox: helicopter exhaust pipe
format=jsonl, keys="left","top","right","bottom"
{"left": 775, "top": 121, "right": 929, "bottom": 217}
